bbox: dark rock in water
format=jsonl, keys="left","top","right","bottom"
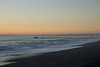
{"left": 34, "top": 37, "right": 39, "bottom": 39}
{"left": 91, "top": 36, "right": 94, "bottom": 38}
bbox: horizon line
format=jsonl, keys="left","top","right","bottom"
{"left": 0, "top": 33, "right": 100, "bottom": 36}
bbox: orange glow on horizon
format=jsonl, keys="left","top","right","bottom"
{"left": 0, "top": 0, "right": 100, "bottom": 35}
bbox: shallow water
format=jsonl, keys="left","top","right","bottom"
{"left": 0, "top": 34, "right": 100, "bottom": 57}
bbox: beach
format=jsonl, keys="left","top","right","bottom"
{"left": 0, "top": 0, "right": 100, "bottom": 67}
{"left": 1, "top": 41, "right": 100, "bottom": 67}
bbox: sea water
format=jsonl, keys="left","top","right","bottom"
{"left": 0, "top": 34, "right": 100, "bottom": 57}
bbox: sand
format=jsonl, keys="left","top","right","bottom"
{"left": 1, "top": 41, "right": 100, "bottom": 67}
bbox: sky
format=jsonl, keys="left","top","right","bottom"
{"left": 0, "top": 0, "right": 100, "bottom": 35}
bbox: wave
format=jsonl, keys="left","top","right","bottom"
{"left": 0, "top": 35, "right": 100, "bottom": 57}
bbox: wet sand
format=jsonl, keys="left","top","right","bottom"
{"left": 1, "top": 41, "right": 100, "bottom": 67}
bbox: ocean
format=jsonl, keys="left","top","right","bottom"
{"left": 0, "top": 34, "right": 100, "bottom": 57}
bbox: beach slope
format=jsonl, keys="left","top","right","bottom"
{"left": 1, "top": 41, "right": 100, "bottom": 67}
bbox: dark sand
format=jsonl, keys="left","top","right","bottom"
{"left": 1, "top": 41, "right": 100, "bottom": 67}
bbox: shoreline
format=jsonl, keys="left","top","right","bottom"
{"left": 1, "top": 40, "right": 100, "bottom": 67}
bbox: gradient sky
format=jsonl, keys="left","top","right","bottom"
{"left": 0, "top": 0, "right": 100, "bottom": 35}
